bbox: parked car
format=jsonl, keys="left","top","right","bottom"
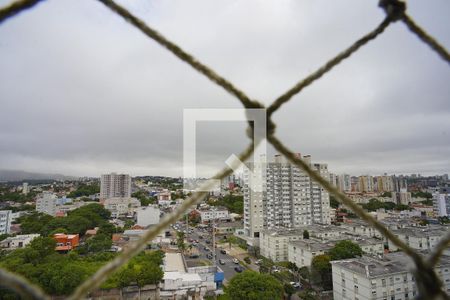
{"left": 189, "top": 254, "right": 199, "bottom": 259}
{"left": 204, "top": 246, "right": 210, "bottom": 251}
{"left": 233, "top": 258, "right": 239, "bottom": 264}
{"left": 290, "top": 282, "right": 301, "bottom": 289}
{"left": 234, "top": 266, "right": 243, "bottom": 273}
{"left": 205, "top": 240, "right": 211, "bottom": 244}
{"left": 220, "top": 249, "right": 226, "bottom": 254}
{"left": 206, "top": 253, "right": 213, "bottom": 259}
{"left": 219, "top": 259, "right": 225, "bottom": 265}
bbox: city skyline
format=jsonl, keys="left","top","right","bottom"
{"left": 1, "top": 0, "right": 449, "bottom": 178}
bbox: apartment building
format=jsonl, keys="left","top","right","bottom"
{"left": 375, "top": 175, "right": 394, "bottom": 193}
{"left": 22, "top": 182, "right": 29, "bottom": 195}
{"left": 103, "top": 197, "right": 141, "bottom": 218}
{"left": 260, "top": 229, "right": 304, "bottom": 262}
{"left": 388, "top": 226, "right": 447, "bottom": 252}
{"left": 392, "top": 189, "right": 412, "bottom": 205}
{"left": 338, "top": 174, "right": 351, "bottom": 193}
{"left": 341, "top": 220, "right": 383, "bottom": 239}
{"left": 331, "top": 252, "right": 450, "bottom": 300}
{"left": 100, "top": 173, "right": 131, "bottom": 200}
{"left": 259, "top": 225, "right": 351, "bottom": 262}
{"left": 36, "top": 192, "right": 57, "bottom": 216}
{"left": 288, "top": 237, "right": 384, "bottom": 268}
{"left": 433, "top": 192, "right": 450, "bottom": 217}
{"left": 0, "top": 210, "right": 12, "bottom": 234}
{"left": 358, "top": 176, "right": 375, "bottom": 193}
{"left": 243, "top": 154, "right": 331, "bottom": 245}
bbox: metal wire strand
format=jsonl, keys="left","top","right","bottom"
{"left": 0, "top": 269, "right": 50, "bottom": 300}
{"left": 0, "top": 0, "right": 44, "bottom": 24}
{"left": 401, "top": 14, "right": 450, "bottom": 64}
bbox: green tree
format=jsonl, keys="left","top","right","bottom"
{"left": 28, "top": 237, "right": 56, "bottom": 259}
{"left": 420, "top": 199, "right": 433, "bottom": 206}
{"left": 311, "top": 255, "right": 332, "bottom": 289}
{"left": 226, "top": 271, "right": 283, "bottom": 300}
{"left": 298, "top": 266, "right": 310, "bottom": 282}
{"left": 330, "top": 196, "right": 339, "bottom": 209}
{"left": 98, "top": 223, "right": 117, "bottom": 237}
{"left": 176, "top": 231, "right": 186, "bottom": 253}
{"left": 328, "top": 240, "right": 363, "bottom": 260}
{"left": 19, "top": 212, "right": 54, "bottom": 234}
{"left": 284, "top": 283, "right": 295, "bottom": 300}
{"left": 303, "top": 230, "right": 310, "bottom": 239}
{"left": 84, "top": 234, "right": 112, "bottom": 253}
{"left": 395, "top": 204, "right": 410, "bottom": 211}
{"left": 381, "top": 191, "right": 392, "bottom": 197}
{"left": 67, "top": 184, "right": 100, "bottom": 198}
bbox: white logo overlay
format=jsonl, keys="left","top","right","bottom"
{"left": 183, "top": 109, "right": 266, "bottom": 192}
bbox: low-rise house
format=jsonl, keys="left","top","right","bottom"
{"left": 160, "top": 252, "right": 218, "bottom": 300}
{"left": 388, "top": 226, "right": 447, "bottom": 251}
{"left": 198, "top": 207, "right": 229, "bottom": 223}
{"left": 0, "top": 234, "right": 40, "bottom": 250}
{"left": 53, "top": 233, "right": 79, "bottom": 252}
{"left": 85, "top": 228, "right": 98, "bottom": 236}
{"left": 331, "top": 252, "right": 450, "bottom": 300}
{"left": 214, "top": 221, "right": 243, "bottom": 235}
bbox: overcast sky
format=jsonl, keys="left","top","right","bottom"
{"left": 0, "top": 0, "right": 449, "bottom": 178}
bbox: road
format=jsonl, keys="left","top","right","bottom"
{"left": 187, "top": 226, "right": 247, "bottom": 281}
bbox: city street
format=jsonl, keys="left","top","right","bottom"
{"left": 187, "top": 226, "right": 248, "bottom": 281}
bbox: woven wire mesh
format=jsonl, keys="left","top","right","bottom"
{"left": 0, "top": 0, "right": 449, "bottom": 299}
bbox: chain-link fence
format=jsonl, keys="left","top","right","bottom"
{"left": 0, "top": 0, "right": 449, "bottom": 299}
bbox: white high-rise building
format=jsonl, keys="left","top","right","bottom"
{"left": 22, "top": 182, "right": 29, "bottom": 195}
{"left": 100, "top": 173, "right": 131, "bottom": 200}
{"left": 433, "top": 192, "right": 450, "bottom": 217}
{"left": 0, "top": 210, "right": 12, "bottom": 234}
{"left": 243, "top": 154, "right": 331, "bottom": 244}
{"left": 36, "top": 192, "right": 57, "bottom": 216}
{"left": 337, "top": 174, "right": 351, "bottom": 192}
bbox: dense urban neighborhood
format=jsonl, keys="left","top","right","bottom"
{"left": 0, "top": 156, "right": 449, "bottom": 299}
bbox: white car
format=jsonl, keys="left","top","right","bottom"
{"left": 233, "top": 258, "right": 239, "bottom": 264}
{"left": 290, "top": 282, "right": 301, "bottom": 289}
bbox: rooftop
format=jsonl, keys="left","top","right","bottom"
{"left": 332, "top": 252, "right": 450, "bottom": 278}
{"left": 164, "top": 252, "right": 186, "bottom": 273}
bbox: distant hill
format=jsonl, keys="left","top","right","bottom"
{"left": 0, "top": 170, "right": 76, "bottom": 182}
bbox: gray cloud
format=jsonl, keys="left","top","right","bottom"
{"left": 0, "top": 0, "right": 449, "bottom": 177}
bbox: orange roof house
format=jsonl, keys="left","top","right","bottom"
{"left": 53, "top": 233, "right": 79, "bottom": 252}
